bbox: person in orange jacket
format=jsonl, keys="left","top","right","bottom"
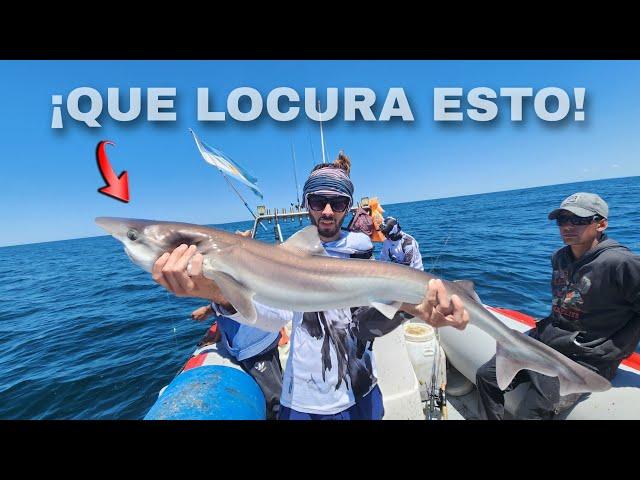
{"left": 369, "top": 197, "right": 386, "bottom": 243}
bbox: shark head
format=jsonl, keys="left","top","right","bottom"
{"left": 95, "top": 217, "right": 237, "bottom": 273}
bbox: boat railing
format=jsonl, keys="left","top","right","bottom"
{"left": 251, "top": 196, "right": 372, "bottom": 242}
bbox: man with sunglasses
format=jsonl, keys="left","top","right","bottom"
{"left": 476, "top": 192, "right": 640, "bottom": 420}
{"left": 274, "top": 162, "right": 467, "bottom": 419}
{"left": 152, "top": 158, "right": 469, "bottom": 420}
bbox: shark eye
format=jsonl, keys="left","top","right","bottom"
{"left": 126, "top": 229, "right": 139, "bottom": 241}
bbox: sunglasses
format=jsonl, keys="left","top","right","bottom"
{"left": 556, "top": 215, "right": 602, "bottom": 226}
{"left": 307, "top": 194, "right": 350, "bottom": 213}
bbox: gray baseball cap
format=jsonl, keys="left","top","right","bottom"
{"left": 548, "top": 192, "right": 609, "bottom": 220}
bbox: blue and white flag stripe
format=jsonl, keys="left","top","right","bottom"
{"left": 190, "top": 129, "right": 263, "bottom": 199}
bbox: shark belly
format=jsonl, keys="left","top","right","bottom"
{"left": 212, "top": 250, "right": 420, "bottom": 313}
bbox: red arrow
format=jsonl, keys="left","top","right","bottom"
{"left": 96, "top": 140, "right": 130, "bottom": 203}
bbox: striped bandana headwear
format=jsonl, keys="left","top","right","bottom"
{"left": 302, "top": 166, "right": 354, "bottom": 210}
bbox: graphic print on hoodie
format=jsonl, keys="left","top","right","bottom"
{"left": 537, "top": 234, "right": 640, "bottom": 378}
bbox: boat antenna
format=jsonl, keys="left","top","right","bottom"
{"left": 318, "top": 100, "right": 327, "bottom": 164}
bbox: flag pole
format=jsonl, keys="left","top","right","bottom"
{"left": 190, "top": 128, "right": 267, "bottom": 232}
{"left": 218, "top": 168, "right": 268, "bottom": 231}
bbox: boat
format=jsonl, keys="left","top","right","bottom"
{"left": 438, "top": 306, "right": 640, "bottom": 420}
{"left": 144, "top": 200, "right": 640, "bottom": 420}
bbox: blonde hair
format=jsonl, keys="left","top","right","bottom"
{"left": 333, "top": 151, "right": 351, "bottom": 176}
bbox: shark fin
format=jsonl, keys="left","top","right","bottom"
{"left": 370, "top": 300, "right": 402, "bottom": 319}
{"left": 207, "top": 271, "right": 257, "bottom": 323}
{"left": 453, "top": 279, "right": 482, "bottom": 303}
{"left": 495, "top": 341, "right": 525, "bottom": 391}
{"left": 279, "top": 225, "right": 328, "bottom": 256}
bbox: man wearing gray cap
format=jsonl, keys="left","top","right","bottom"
{"left": 476, "top": 192, "right": 640, "bottom": 420}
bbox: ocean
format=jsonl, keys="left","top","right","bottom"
{"left": 0, "top": 176, "right": 638, "bottom": 419}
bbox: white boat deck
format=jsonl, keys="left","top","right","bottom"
{"left": 170, "top": 314, "right": 640, "bottom": 420}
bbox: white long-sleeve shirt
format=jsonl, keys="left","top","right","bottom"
{"left": 379, "top": 232, "right": 424, "bottom": 271}
{"left": 220, "top": 231, "right": 378, "bottom": 415}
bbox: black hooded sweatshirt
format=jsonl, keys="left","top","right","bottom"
{"left": 534, "top": 234, "right": 640, "bottom": 380}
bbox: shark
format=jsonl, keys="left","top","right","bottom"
{"left": 95, "top": 217, "right": 611, "bottom": 396}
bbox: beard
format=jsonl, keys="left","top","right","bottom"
{"left": 310, "top": 213, "right": 343, "bottom": 239}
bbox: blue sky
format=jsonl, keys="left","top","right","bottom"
{"left": 1, "top": 60, "right": 639, "bottom": 247}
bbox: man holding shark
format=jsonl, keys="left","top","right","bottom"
{"left": 151, "top": 158, "right": 470, "bottom": 420}
{"left": 96, "top": 159, "right": 612, "bottom": 420}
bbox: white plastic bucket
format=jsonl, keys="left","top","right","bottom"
{"left": 403, "top": 322, "right": 437, "bottom": 401}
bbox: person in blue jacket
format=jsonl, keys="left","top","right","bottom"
{"left": 191, "top": 302, "right": 283, "bottom": 420}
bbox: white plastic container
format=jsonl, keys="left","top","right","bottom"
{"left": 372, "top": 324, "right": 424, "bottom": 419}
{"left": 403, "top": 322, "right": 437, "bottom": 401}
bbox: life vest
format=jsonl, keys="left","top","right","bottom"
{"left": 368, "top": 197, "right": 386, "bottom": 243}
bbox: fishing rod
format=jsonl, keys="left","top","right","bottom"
{"left": 427, "top": 233, "right": 452, "bottom": 419}
{"left": 425, "top": 328, "right": 448, "bottom": 420}
{"left": 307, "top": 125, "right": 316, "bottom": 167}
{"left": 430, "top": 233, "right": 451, "bottom": 274}
{"left": 291, "top": 142, "right": 301, "bottom": 207}
{"left": 291, "top": 142, "right": 304, "bottom": 226}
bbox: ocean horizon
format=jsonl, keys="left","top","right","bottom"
{"left": 0, "top": 175, "right": 637, "bottom": 419}
{"left": 2, "top": 175, "right": 637, "bottom": 249}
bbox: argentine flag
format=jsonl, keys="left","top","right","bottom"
{"left": 190, "top": 129, "right": 263, "bottom": 199}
